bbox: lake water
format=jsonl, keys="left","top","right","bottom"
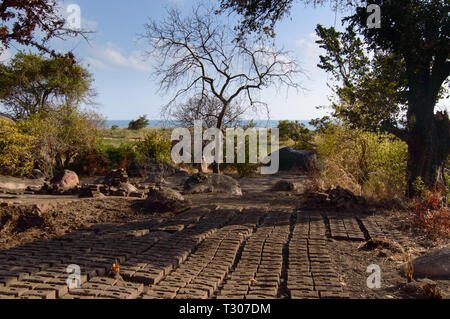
{"left": 106, "top": 120, "right": 313, "bottom": 129}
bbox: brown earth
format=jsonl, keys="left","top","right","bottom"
{"left": 0, "top": 173, "right": 448, "bottom": 299}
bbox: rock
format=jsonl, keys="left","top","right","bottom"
{"left": 410, "top": 246, "right": 450, "bottom": 279}
{"left": 50, "top": 170, "right": 79, "bottom": 191}
{"left": 128, "top": 159, "right": 179, "bottom": 179}
{"left": 183, "top": 173, "right": 243, "bottom": 196}
{"left": 144, "top": 186, "right": 190, "bottom": 213}
{"left": 31, "top": 169, "right": 45, "bottom": 179}
{"left": 104, "top": 169, "right": 128, "bottom": 186}
{"left": 271, "top": 180, "right": 303, "bottom": 192}
{"left": 119, "top": 183, "right": 139, "bottom": 193}
{"left": 402, "top": 282, "right": 421, "bottom": 293}
{"left": 264, "top": 147, "right": 318, "bottom": 172}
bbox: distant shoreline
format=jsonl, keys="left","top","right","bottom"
{"left": 105, "top": 120, "right": 313, "bottom": 129}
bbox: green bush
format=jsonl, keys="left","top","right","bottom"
{"left": 316, "top": 125, "right": 408, "bottom": 199}
{"left": 98, "top": 142, "right": 137, "bottom": 169}
{"left": 277, "top": 120, "right": 314, "bottom": 149}
{"left": 0, "top": 119, "right": 35, "bottom": 176}
{"left": 135, "top": 130, "right": 172, "bottom": 163}
{"left": 128, "top": 115, "right": 149, "bottom": 130}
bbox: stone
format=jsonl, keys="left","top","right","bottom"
{"left": 31, "top": 169, "right": 45, "bottom": 179}
{"left": 263, "top": 147, "right": 318, "bottom": 171}
{"left": 183, "top": 173, "right": 243, "bottom": 196}
{"left": 128, "top": 159, "right": 179, "bottom": 179}
{"left": 104, "top": 169, "right": 128, "bottom": 186}
{"left": 50, "top": 170, "right": 79, "bottom": 191}
{"left": 410, "top": 246, "right": 450, "bottom": 279}
{"left": 144, "top": 186, "right": 191, "bottom": 213}
{"left": 271, "top": 180, "right": 303, "bottom": 192}
{"left": 119, "top": 183, "right": 138, "bottom": 193}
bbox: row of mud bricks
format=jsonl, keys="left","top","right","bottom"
{"left": 0, "top": 208, "right": 403, "bottom": 299}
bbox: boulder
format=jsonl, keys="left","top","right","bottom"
{"left": 144, "top": 186, "right": 190, "bottom": 213}
{"left": 104, "top": 169, "right": 128, "bottom": 186}
{"left": 183, "top": 173, "right": 243, "bottom": 196}
{"left": 410, "top": 246, "right": 450, "bottom": 279}
{"left": 119, "top": 182, "right": 139, "bottom": 193}
{"left": 271, "top": 180, "right": 303, "bottom": 192}
{"left": 31, "top": 169, "right": 45, "bottom": 179}
{"left": 128, "top": 159, "right": 178, "bottom": 179}
{"left": 264, "top": 147, "right": 318, "bottom": 171}
{"left": 50, "top": 170, "right": 79, "bottom": 191}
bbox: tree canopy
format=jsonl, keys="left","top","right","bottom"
{"left": 0, "top": 0, "right": 89, "bottom": 55}
{"left": 0, "top": 52, "right": 95, "bottom": 119}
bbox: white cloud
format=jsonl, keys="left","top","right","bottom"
{"left": 87, "top": 42, "right": 152, "bottom": 71}
{"left": 0, "top": 48, "right": 11, "bottom": 62}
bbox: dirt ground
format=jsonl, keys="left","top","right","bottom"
{"left": 0, "top": 174, "right": 448, "bottom": 299}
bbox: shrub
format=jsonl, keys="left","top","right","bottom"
{"left": 315, "top": 125, "right": 408, "bottom": 200}
{"left": 135, "top": 130, "right": 172, "bottom": 163}
{"left": 277, "top": 120, "right": 314, "bottom": 149}
{"left": 0, "top": 119, "right": 35, "bottom": 176}
{"left": 128, "top": 115, "right": 149, "bottom": 130}
{"left": 413, "top": 191, "right": 450, "bottom": 240}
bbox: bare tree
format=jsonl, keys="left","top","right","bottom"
{"left": 171, "top": 94, "right": 245, "bottom": 129}
{"left": 143, "top": 4, "right": 304, "bottom": 131}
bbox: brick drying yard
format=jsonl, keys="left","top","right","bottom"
{"left": 0, "top": 175, "right": 448, "bottom": 299}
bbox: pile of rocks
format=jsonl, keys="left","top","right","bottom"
{"left": 304, "top": 186, "right": 366, "bottom": 210}
{"left": 38, "top": 170, "right": 80, "bottom": 195}
{"left": 79, "top": 169, "right": 146, "bottom": 198}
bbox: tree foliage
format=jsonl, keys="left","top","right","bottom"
{"left": 277, "top": 120, "right": 314, "bottom": 149}
{"left": 0, "top": 0, "right": 90, "bottom": 55}
{"left": 0, "top": 118, "right": 35, "bottom": 176}
{"left": 0, "top": 52, "right": 95, "bottom": 119}
{"left": 128, "top": 115, "right": 150, "bottom": 130}
{"left": 144, "top": 4, "right": 302, "bottom": 131}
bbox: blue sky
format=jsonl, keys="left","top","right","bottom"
{"left": 1, "top": 0, "right": 351, "bottom": 121}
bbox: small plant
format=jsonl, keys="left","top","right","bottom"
{"left": 420, "top": 283, "right": 443, "bottom": 299}
{"left": 404, "top": 259, "right": 414, "bottom": 283}
{"left": 411, "top": 176, "right": 426, "bottom": 197}
{"left": 135, "top": 130, "right": 172, "bottom": 163}
{"left": 412, "top": 190, "right": 450, "bottom": 240}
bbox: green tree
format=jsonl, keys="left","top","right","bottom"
{"left": 277, "top": 120, "right": 314, "bottom": 149}
{"left": 224, "top": 0, "right": 450, "bottom": 195}
{"left": 18, "top": 105, "right": 102, "bottom": 174}
{"left": 0, "top": 52, "right": 95, "bottom": 119}
{"left": 135, "top": 130, "right": 172, "bottom": 163}
{"left": 0, "top": 118, "right": 35, "bottom": 176}
{"left": 128, "top": 115, "right": 150, "bottom": 130}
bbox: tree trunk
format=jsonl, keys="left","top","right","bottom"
{"left": 406, "top": 100, "right": 450, "bottom": 197}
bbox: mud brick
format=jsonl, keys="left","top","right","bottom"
{"left": 216, "top": 294, "right": 246, "bottom": 299}
{"left": 10, "top": 281, "right": 41, "bottom": 290}
{"left": 0, "top": 276, "right": 19, "bottom": 287}
{"left": 319, "top": 291, "right": 349, "bottom": 299}
{"left": 22, "top": 289, "right": 56, "bottom": 299}
{"left": 0, "top": 286, "right": 30, "bottom": 297}
{"left": 114, "top": 281, "right": 144, "bottom": 294}
{"left": 245, "top": 294, "right": 273, "bottom": 300}
{"left": 161, "top": 280, "right": 188, "bottom": 289}
{"left": 132, "top": 270, "right": 164, "bottom": 285}
{"left": 290, "top": 290, "right": 320, "bottom": 299}
{"left": 69, "top": 288, "right": 101, "bottom": 297}
{"left": 142, "top": 290, "right": 177, "bottom": 299}
{"left": 82, "top": 282, "right": 111, "bottom": 291}
{"left": 47, "top": 277, "right": 70, "bottom": 286}
{"left": 177, "top": 288, "right": 209, "bottom": 299}
{"left": 152, "top": 285, "right": 180, "bottom": 294}
{"left": 35, "top": 283, "right": 68, "bottom": 298}
{"left": 185, "top": 283, "right": 214, "bottom": 297}
{"left": 61, "top": 294, "right": 96, "bottom": 299}
{"left": 96, "top": 290, "right": 133, "bottom": 299}
{"left": 287, "top": 283, "right": 314, "bottom": 291}
{"left": 249, "top": 286, "right": 277, "bottom": 297}
{"left": 21, "top": 275, "right": 53, "bottom": 284}
{"left": 89, "top": 277, "right": 117, "bottom": 286}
